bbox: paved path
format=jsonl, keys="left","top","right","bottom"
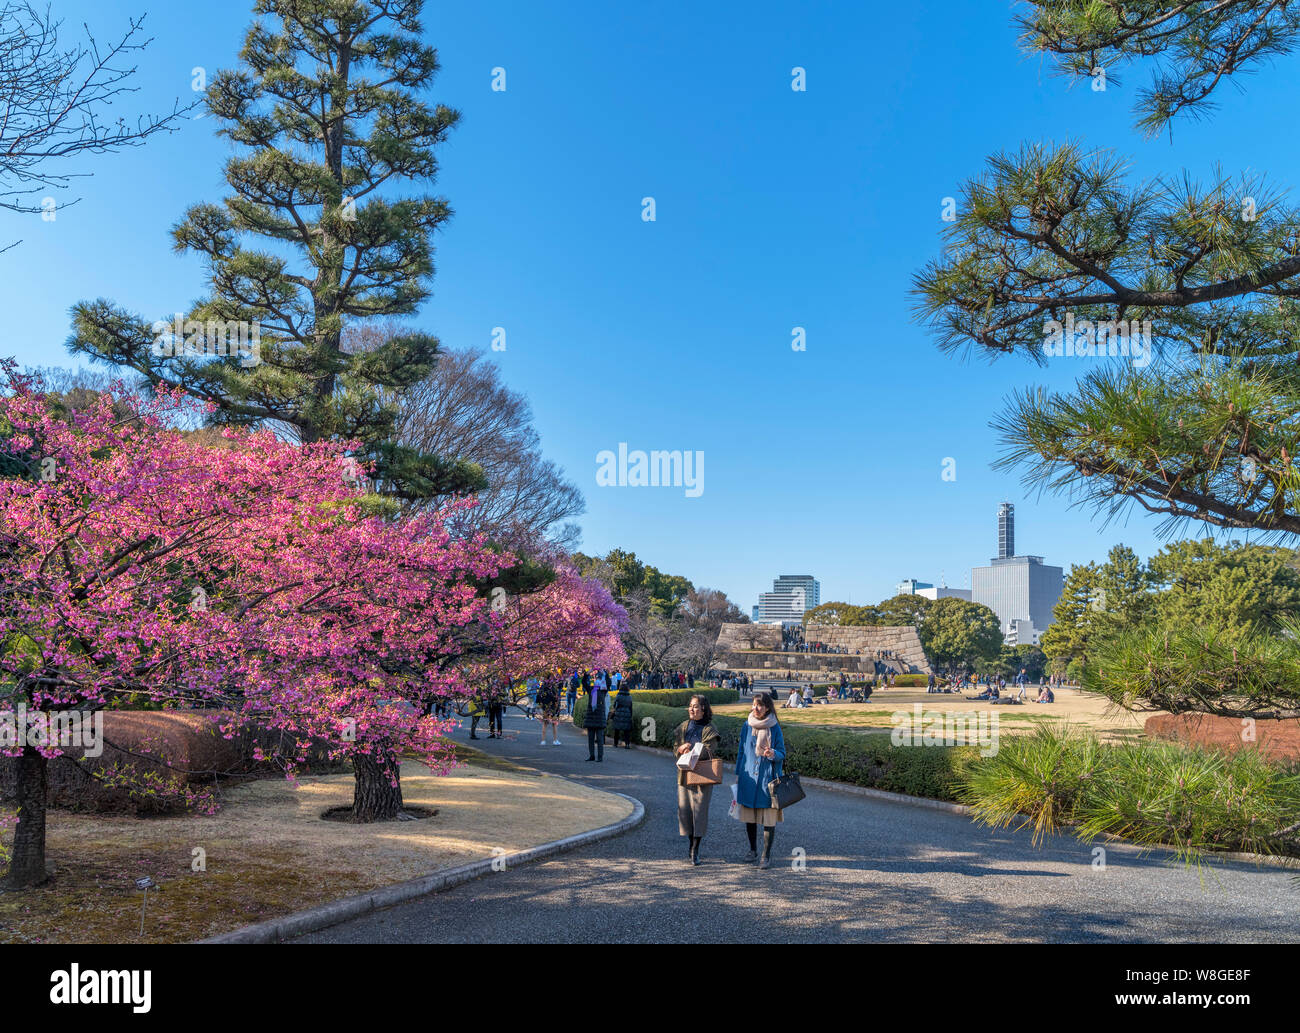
{"left": 292, "top": 713, "right": 1300, "bottom": 943}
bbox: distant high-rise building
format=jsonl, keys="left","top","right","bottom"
{"left": 896, "top": 578, "right": 933, "bottom": 596}
{"left": 754, "top": 574, "right": 820, "bottom": 625}
{"left": 971, "top": 505, "right": 1061, "bottom": 642}
{"left": 998, "top": 502, "right": 1014, "bottom": 559}
{"left": 918, "top": 586, "right": 972, "bottom": 602}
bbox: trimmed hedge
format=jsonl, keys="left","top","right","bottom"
{"left": 574, "top": 700, "right": 979, "bottom": 802}
{"left": 892, "top": 674, "right": 929, "bottom": 687}
{"left": 628, "top": 688, "right": 738, "bottom": 707}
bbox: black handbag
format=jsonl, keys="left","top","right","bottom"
{"left": 767, "top": 768, "right": 806, "bottom": 809}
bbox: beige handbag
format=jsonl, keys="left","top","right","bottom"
{"left": 684, "top": 757, "right": 723, "bottom": 785}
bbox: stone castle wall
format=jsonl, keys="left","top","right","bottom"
{"left": 713, "top": 622, "right": 931, "bottom": 675}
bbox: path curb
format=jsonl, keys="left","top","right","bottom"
{"left": 194, "top": 784, "right": 645, "bottom": 944}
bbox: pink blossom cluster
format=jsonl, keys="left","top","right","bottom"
{"left": 0, "top": 368, "right": 507, "bottom": 783}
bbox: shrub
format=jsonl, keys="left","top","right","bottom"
{"left": 628, "top": 688, "right": 738, "bottom": 707}
{"left": 892, "top": 674, "right": 930, "bottom": 687}
{"left": 961, "top": 724, "right": 1300, "bottom": 860}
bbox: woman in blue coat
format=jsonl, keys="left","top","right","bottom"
{"left": 736, "top": 692, "right": 785, "bottom": 868}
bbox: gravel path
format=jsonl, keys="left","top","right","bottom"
{"left": 291, "top": 713, "right": 1300, "bottom": 943}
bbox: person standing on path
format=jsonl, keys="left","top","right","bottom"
{"left": 537, "top": 676, "right": 562, "bottom": 746}
{"left": 736, "top": 692, "right": 786, "bottom": 869}
{"left": 674, "top": 695, "right": 721, "bottom": 866}
{"left": 610, "top": 682, "right": 634, "bottom": 748}
{"left": 583, "top": 672, "right": 609, "bottom": 762}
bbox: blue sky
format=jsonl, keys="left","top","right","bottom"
{"left": 6, "top": 0, "right": 1296, "bottom": 612}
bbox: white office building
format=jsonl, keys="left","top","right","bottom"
{"left": 754, "top": 574, "right": 820, "bottom": 625}
{"left": 918, "top": 586, "right": 972, "bottom": 602}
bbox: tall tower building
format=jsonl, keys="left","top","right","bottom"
{"left": 972, "top": 504, "right": 1061, "bottom": 643}
{"left": 998, "top": 502, "right": 1014, "bottom": 559}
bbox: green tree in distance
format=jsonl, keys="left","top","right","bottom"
{"left": 1040, "top": 560, "right": 1100, "bottom": 673}
{"left": 919, "top": 597, "right": 1003, "bottom": 680}
{"left": 875, "top": 593, "right": 933, "bottom": 628}
{"left": 1149, "top": 538, "right": 1300, "bottom": 634}
{"left": 802, "top": 602, "right": 879, "bottom": 626}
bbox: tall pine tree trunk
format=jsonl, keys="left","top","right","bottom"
{"left": 351, "top": 751, "right": 403, "bottom": 822}
{"left": 3, "top": 744, "right": 49, "bottom": 889}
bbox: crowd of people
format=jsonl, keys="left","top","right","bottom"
{"left": 460, "top": 667, "right": 715, "bottom": 761}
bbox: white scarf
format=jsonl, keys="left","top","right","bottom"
{"left": 747, "top": 711, "right": 777, "bottom": 760}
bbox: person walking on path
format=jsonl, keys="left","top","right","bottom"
{"left": 583, "top": 672, "right": 609, "bottom": 762}
{"left": 674, "top": 694, "right": 721, "bottom": 866}
{"left": 467, "top": 694, "right": 484, "bottom": 740}
{"left": 537, "top": 676, "right": 563, "bottom": 746}
{"left": 610, "top": 683, "right": 635, "bottom": 748}
{"left": 566, "top": 671, "right": 580, "bottom": 717}
{"left": 736, "top": 692, "right": 786, "bottom": 869}
{"left": 486, "top": 679, "right": 506, "bottom": 739}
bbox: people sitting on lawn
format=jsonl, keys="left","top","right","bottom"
{"left": 968, "top": 683, "right": 1000, "bottom": 701}
{"left": 1035, "top": 685, "right": 1055, "bottom": 703}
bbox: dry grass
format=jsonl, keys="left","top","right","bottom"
{"left": 716, "top": 686, "right": 1159, "bottom": 743}
{"left": 0, "top": 756, "right": 632, "bottom": 944}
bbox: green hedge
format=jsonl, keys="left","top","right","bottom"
{"left": 892, "top": 674, "right": 929, "bottom": 687}
{"left": 574, "top": 700, "right": 979, "bottom": 802}
{"left": 627, "top": 688, "right": 738, "bottom": 707}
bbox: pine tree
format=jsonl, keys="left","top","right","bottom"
{"left": 67, "top": 0, "right": 485, "bottom": 821}
{"left": 914, "top": 2, "right": 1300, "bottom": 539}
{"left": 68, "top": 0, "right": 482, "bottom": 505}
{"left": 1039, "top": 561, "right": 1099, "bottom": 672}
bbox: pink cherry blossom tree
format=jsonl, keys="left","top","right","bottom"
{"left": 0, "top": 367, "right": 506, "bottom": 887}
{"left": 473, "top": 565, "right": 628, "bottom": 702}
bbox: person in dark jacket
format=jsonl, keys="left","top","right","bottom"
{"left": 582, "top": 673, "right": 609, "bottom": 761}
{"left": 537, "top": 676, "right": 562, "bottom": 746}
{"left": 610, "top": 684, "right": 635, "bottom": 748}
{"left": 674, "top": 695, "right": 721, "bottom": 865}
{"left": 486, "top": 678, "right": 506, "bottom": 738}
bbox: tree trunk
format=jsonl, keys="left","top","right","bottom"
{"left": 350, "top": 752, "right": 403, "bottom": 822}
{"left": 4, "top": 744, "right": 49, "bottom": 889}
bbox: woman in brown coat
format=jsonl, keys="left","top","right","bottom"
{"left": 674, "top": 694, "right": 721, "bottom": 866}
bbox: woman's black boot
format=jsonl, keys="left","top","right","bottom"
{"left": 758, "top": 827, "right": 775, "bottom": 869}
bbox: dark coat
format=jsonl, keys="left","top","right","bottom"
{"left": 673, "top": 720, "right": 720, "bottom": 788}
{"left": 611, "top": 689, "right": 634, "bottom": 731}
{"left": 582, "top": 687, "right": 609, "bottom": 728}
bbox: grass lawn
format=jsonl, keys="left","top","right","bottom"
{"left": 0, "top": 749, "right": 632, "bottom": 944}
{"left": 715, "top": 686, "right": 1159, "bottom": 742}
